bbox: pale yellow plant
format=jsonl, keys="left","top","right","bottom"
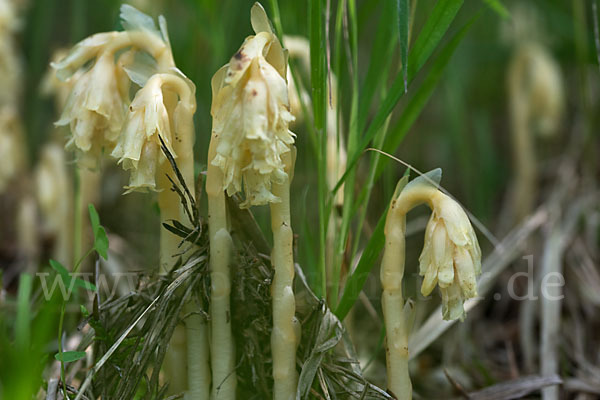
{"left": 53, "top": 6, "right": 175, "bottom": 166}
{"left": 381, "top": 170, "right": 481, "bottom": 399}
{"left": 211, "top": 8, "right": 294, "bottom": 208}
{"left": 505, "top": 5, "right": 564, "bottom": 224}
{"left": 53, "top": 7, "right": 208, "bottom": 399}
{"left": 207, "top": 4, "right": 298, "bottom": 399}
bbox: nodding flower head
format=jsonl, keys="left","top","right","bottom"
{"left": 111, "top": 74, "right": 175, "bottom": 193}
{"left": 52, "top": 5, "right": 174, "bottom": 167}
{"left": 110, "top": 71, "right": 194, "bottom": 193}
{"left": 210, "top": 4, "right": 295, "bottom": 208}
{"left": 419, "top": 192, "right": 482, "bottom": 321}
{"left": 55, "top": 50, "right": 131, "bottom": 165}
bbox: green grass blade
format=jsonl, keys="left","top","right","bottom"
{"left": 356, "top": 0, "right": 398, "bottom": 134}
{"left": 15, "top": 274, "right": 33, "bottom": 351}
{"left": 375, "top": 15, "right": 479, "bottom": 180}
{"left": 333, "top": 4, "right": 471, "bottom": 195}
{"left": 398, "top": 0, "right": 410, "bottom": 92}
{"left": 334, "top": 209, "right": 386, "bottom": 321}
{"left": 482, "top": 0, "right": 510, "bottom": 19}
{"left": 334, "top": 0, "right": 360, "bottom": 308}
{"left": 407, "top": 0, "right": 464, "bottom": 80}
{"left": 335, "top": 172, "right": 410, "bottom": 321}
{"left": 309, "top": 0, "right": 328, "bottom": 298}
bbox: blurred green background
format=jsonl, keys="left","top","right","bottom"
{"left": 19, "top": 0, "right": 597, "bottom": 271}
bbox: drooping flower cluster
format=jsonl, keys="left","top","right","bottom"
{"left": 55, "top": 48, "right": 131, "bottom": 164}
{"left": 211, "top": 19, "right": 295, "bottom": 207}
{"left": 111, "top": 72, "right": 195, "bottom": 192}
{"left": 419, "top": 192, "right": 482, "bottom": 320}
{"left": 52, "top": 5, "right": 173, "bottom": 168}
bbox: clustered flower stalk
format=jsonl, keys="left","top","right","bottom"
{"left": 53, "top": 6, "right": 209, "bottom": 399}
{"left": 208, "top": 4, "right": 298, "bottom": 398}
{"left": 381, "top": 171, "right": 481, "bottom": 399}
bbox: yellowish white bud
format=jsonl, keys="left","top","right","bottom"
{"left": 211, "top": 22, "right": 295, "bottom": 208}
{"left": 418, "top": 192, "right": 481, "bottom": 320}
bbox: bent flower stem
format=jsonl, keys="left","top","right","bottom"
{"left": 381, "top": 171, "right": 481, "bottom": 399}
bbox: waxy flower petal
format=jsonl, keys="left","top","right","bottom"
{"left": 418, "top": 192, "right": 482, "bottom": 321}
{"left": 211, "top": 27, "right": 295, "bottom": 208}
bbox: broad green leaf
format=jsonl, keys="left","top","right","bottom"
{"left": 49, "top": 259, "right": 69, "bottom": 277}
{"left": 55, "top": 350, "right": 86, "bottom": 363}
{"left": 73, "top": 277, "right": 97, "bottom": 292}
{"left": 88, "top": 204, "right": 100, "bottom": 235}
{"left": 50, "top": 259, "right": 97, "bottom": 291}
{"left": 89, "top": 204, "right": 109, "bottom": 260}
{"left": 50, "top": 258, "right": 73, "bottom": 289}
{"left": 94, "top": 226, "right": 109, "bottom": 260}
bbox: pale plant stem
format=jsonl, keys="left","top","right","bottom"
{"left": 174, "top": 106, "right": 210, "bottom": 400}
{"left": 270, "top": 151, "right": 298, "bottom": 400}
{"left": 206, "top": 137, "right": 236, "bottom": 399}
{"left": 381, "top": 184, "right": 438, "bottom": 399}
{"left": 157, "top": 93, "right": 210, "bottom": 399}
{"left": 381, "top": 209, "right": 411, "bottom": 399}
